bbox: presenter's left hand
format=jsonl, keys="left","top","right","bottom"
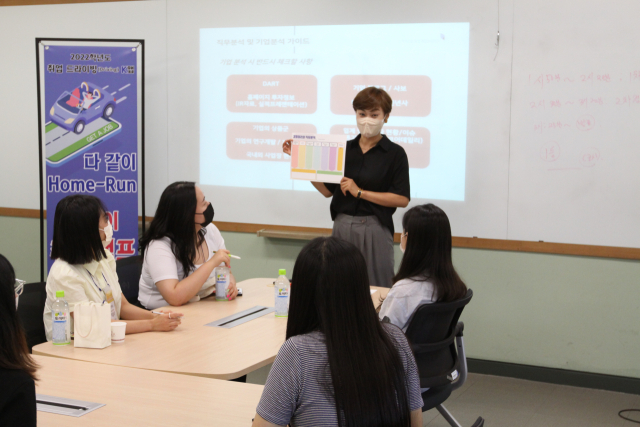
{"left": 226, "top": 275, "right": 238, "bottom": 300}
{"left": 340, "top": 177, "right": 359, "bottom": 198}
{"left": 282, "top": 139, "right": 292, "bottom": 156}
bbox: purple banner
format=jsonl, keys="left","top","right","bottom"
{"left": 41, "top": 43, "right": 141, "bottom": 270}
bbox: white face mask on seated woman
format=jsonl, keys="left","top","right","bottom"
{"left": 99, "top": 221, "right": 113, "bottom": 248}
{"left": 357, "top": 116, "right": 385, "bottom": 138}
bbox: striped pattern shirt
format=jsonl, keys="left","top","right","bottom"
{"left": 256, "top": 323, "right": 424, "bottom": 426}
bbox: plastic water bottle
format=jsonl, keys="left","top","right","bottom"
{"left": 215, "top": 266, "right": 231, "bottom": 301}
{"left": 274, "top": 269, "right": 290, "bottom": 317}
{"left": 52, "top": 290, "right": 70, "bottom": 345}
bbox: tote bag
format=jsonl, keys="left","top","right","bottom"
{"left": 74, "top": 301, "right": 112, "bottom": 349}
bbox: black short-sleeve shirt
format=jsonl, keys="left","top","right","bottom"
{"left": 324, "top": 134, "right": 410, "bottom": 235}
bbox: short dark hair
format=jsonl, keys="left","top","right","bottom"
{"left": 0, "top": 254, "right": 38, "bottom": 380}
{"left": 352, "top": 87, "right": 393, "bottom": 116}
{"left": 51, "top": 195, "right": 108, "bottom": 265}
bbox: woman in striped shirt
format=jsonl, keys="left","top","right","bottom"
{"left": 252, "top": 237, "right": 423, "bottom": 427}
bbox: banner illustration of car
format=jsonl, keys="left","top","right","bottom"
{"left": 46, "top": 81, "right": 128, "bottom": 166}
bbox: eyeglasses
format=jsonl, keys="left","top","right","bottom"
{"left": 14, "top": 279, "right": 25, "bottom": 296}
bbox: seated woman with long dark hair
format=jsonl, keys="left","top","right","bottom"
{"left": 0, "top": 254, "right": 37, "bottom": 427}
{"left": 44, "top": 195, "right": 181, "bottom": 341}
{"left": 138, "top": 182, "right": 237, "bottom": 309}
{"left": 379, "top": 204, "right": 468, "bottom": 331}
{"left": 252, "top": 237, "right": 423, "bottom": 427}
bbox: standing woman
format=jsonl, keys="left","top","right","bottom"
{"left": 283, "top": 87, "right": 410, "bottom": 287}
{"left": 138, "top": 182, "right": 238, "bottom": 309}
{"left": 0, "top": 254, "right": 37, "bottom": 427}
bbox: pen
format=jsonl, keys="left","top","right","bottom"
{"left": 151, "top": 311, "right": 183, "bottom": 319}
{"left": 212, "top": 251, "right": 241, "bottom": 260}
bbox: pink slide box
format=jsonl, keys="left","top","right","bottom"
{"left": 330, "top": 75, "right": 431, "bottom": 117}
{"left": 227, "top": 122, "right": 317, "bottom": 161}
{"left": 227, "top": 75, "right": 318, "bottom": 114}
{"left": 329, "top": 125, "right": 431, "bottom": 169}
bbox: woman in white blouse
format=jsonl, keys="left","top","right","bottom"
{"left": 44, "top": 195, "right": 181, "bottom": 341}
{"left": 138, "top": 182, "right": 237, "bottom": 310}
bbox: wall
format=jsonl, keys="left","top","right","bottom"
{"left": 3, "top": 215, "right": 639, "bottom": 379}
{"left": 0, "top": 217, "right": 43, "bottom": 283}
{"left": 0, "top": 1, "right": 169, "bottom": 214}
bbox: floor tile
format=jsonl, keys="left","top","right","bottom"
{"left": 426, "top": 404, "right": 532, "bottom": 427}
{"left": 541, "top": 385, "right": 638, "bottom": 424}
{"left": 453, "top": 374, "right": 557, "bottom": 413}
{"left": 420, "top": 374, "right": 638, "bottom": 427}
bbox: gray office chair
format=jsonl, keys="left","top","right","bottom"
{"left": 115, "top": 255, "right": 143, "bottom": 308}
{"left": 404, "top": 289, "right": 484, "bottom": 427}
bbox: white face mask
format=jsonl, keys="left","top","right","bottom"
{"left": 400, "top": 232, "right": 407, "bottom": 254}
{"left": 357, "top": 116, "right": 385, "bottom": 138}
{"left": 15, "top": 295, "right": 19, "bottom": 309}
{"left": 100, "top": 221, "right": 113, "bottom": 248}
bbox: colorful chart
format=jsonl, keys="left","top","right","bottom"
{"left": 290, "top": 134, "right": 347, "bottom": 183}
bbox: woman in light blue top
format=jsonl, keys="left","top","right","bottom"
{"left": 379, "top": 204, "right": 467, "bottom": 331}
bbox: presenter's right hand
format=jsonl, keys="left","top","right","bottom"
{"left": 209, "top": 249, "right": 231, "bottom": 268}
{"left": 283, "top": 139, "right": 292, "bottom": 155}
{"left": 151, "top": 313, "right": 181, "bottom": 332}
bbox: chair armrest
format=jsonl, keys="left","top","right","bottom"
{"left": 455, "top": 321, "right": 465, "bottom": 337}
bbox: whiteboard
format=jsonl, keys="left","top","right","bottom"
{"left": 508, "top": 0, "right": 640, "bottom": 248}
{"left": 2, "top": 0, "right": 639, "bottom": 249}
{"left": 166, "top": 0, "right": 513, "bottom": 239}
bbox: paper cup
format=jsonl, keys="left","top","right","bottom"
{"left": 111, "top": 322, "right": 127, "bottom": 343}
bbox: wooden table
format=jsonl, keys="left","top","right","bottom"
{"left": 34, "top": 355, "right": 263, "bottom": 426}
{"left": 34, "top": 278, "right": 389, "bottom": 379}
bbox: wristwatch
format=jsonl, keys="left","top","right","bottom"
{"left": 357, "top": 188, "right": 363, "bottom": 199}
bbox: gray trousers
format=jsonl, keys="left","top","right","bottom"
{"left": 332, "top": 214, "right": 395, "bottom": 288}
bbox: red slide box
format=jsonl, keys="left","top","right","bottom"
{"left": 330, "top": 125, "right": 430, "bottom": 168}
{"left": 330, "top": 75, "right": 431, "bottom": 117}
{"left": 227, "top": 122, "right": 317, "bottom": 161}
{"left": 227, "top": 75, "right": 317, "bottom": 114}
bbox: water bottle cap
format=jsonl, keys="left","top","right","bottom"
{"left": 279, "top": 269, "right": 286, "bottom": 276}
{"left": 56, "top": 290, "right": 65, "bottom": 298}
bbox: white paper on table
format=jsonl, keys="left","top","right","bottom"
{"left": 290, "top": 133, "right": 348, "bottom": 184}
{"left": 370, "top": 289, "right": 377, "bottom": 295}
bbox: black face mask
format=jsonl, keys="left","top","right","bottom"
{"left": 197, "top": 203, "right": 214, "bottom": 227}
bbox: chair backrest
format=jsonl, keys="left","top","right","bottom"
{"left": 115, "top": 255, "right": 143, "bottom": 308}
{"left": 405, "top": 289, "right": 473, "bottom": 388}
{"left": 16, "top": 282, "right": 47, "bottom": 352}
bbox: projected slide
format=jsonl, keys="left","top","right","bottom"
{"left": 200, "top": 23, "right": 469, "bottom": 200}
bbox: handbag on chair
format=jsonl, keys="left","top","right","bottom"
{"left": 74, "top": 301, "right": 112, "bottom": 349}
